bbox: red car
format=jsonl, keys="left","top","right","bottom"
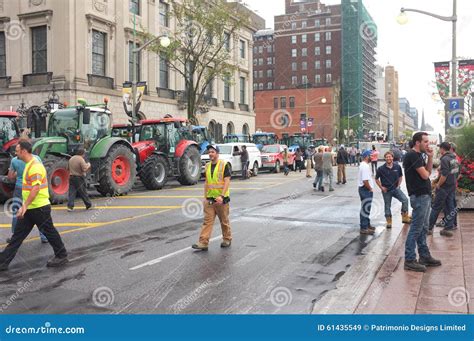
{"left": 261, "top": 144, "right": 296, "bottom": 173}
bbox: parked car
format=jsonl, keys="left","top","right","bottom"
{"left": 261, "top": 144, "right": 296, "bottom": 173}
{"left": 201, "top": 143, "right": 262, "bottom": 177}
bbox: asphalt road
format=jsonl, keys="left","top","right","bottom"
{"left": 0, "top": 165, "right": 397, "bottom": 314}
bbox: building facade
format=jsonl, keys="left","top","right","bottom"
{"left": 0, "top": 0, "right": 264, "bottom": 140}
{"left": 385, "top": 65, "right": 400, "bottom": 139}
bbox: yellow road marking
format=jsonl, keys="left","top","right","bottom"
{"left": 0, "top": 222, "right": 100, "bottom": 229}
{"left": 52, "top": 205, "right": 182, "bottom": 210}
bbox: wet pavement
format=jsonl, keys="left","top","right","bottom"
{"left": 0, "top": 166, "right": 400, "bottom": 314}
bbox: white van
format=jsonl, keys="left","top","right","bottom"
{"left": 201, "top": 143, "right": 262, "bottom": 176}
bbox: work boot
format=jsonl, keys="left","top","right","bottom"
{"left": 329, "top": 188, "right": 335, "bottom": 192}
{"left": 368, "top": 225, "right": 376, "bottom": 231}
{"left": 440, "top": 229, "right": 454, "bottom": 237}
{"left": 360, "top": 229, "right": 375, "bottom": 235}
{"left": 386, "top": 217, "right": 392, "bottom": 229}
{"left": 192, "top": 243, "right": 209, "bottom": 251}
{"left": 321, "top": 186, "right": 325, "bottom": 192}
{"left": 46, "top": 256, "right": 69, "bottom": 268}
{"left": 402, "top": 212, "right": 412, "bottom": 224}
{"left": 404, "top": 260, "right": 426, "bottom": 272}
{"left": 419, "top": 256, "right": 442, "bottom": 267}
{"left": 220, "top": 240, "right": 232, "bottom": 248}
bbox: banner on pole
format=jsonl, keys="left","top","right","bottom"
{"left": 458, "top": 59, "right": 474, "bottom": 97}
{"left": 122, "top": 81, "right": 147, "bottom": 117}
{"left": 434, "top": 61, "right": 450, "bottom": 101}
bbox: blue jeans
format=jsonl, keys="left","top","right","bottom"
{"left": 313, "top": 170, "right": 323, "bottom": 189}
{"left": 429, "top": 187, "right": 456, "bottom": 229}
{"left": 405, "top": 194, "right": 432, "bottom": 261}
{"left": 382, "top": 188, "right": 409, "bottom": 218}
{"left": 359, "top": 187, "right": 373, "bottom": 229}
{"left": 11, "top": 185, "right": 48, "bottom": 241}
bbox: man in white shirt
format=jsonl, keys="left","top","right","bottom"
{"left": 358, "top": 150, "right": 376, "bottom": 235}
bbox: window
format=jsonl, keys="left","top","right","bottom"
{"left": 315, "top": 60, "right": 321, "bottom": 69}
{"left": 291, "top": 62, "right": 297, "bottom": 71}
{"left": 315, "top": 46, "right": 320, "bottom": 56}
{"left": 302, "top": 75, "right": 308, "bottom": 84}
{"left": 315, "top": 33, "right": 320, "bottom": 42}
{"left": 259, "top": 70, "right": 263, "bottom": 78}
{"left": 253, "top": 83, "right": 257, "bottom": 91}
{"left": 253, "top": 58, "right": 257, "bottom": 66}
{"left": 224, "top": 75, "right": 231, "bottom": 101}
{"left": 159, "top": 0, "right": 169, "bottom": 27}
{"left": 326, "top": 73, "right": 332, "bottom": 83}
{"left": 302, "top": 34, "right": 307, "bottom": 43}
{"left": 302, "top": 21, "right": 307, "bottom": 28}
{"left": 259, "top": 83, "right": 264, "bottom": 90}
{"left": 258, "top": 58, "right": 263, "bottom": 65}
{"left": 315, "top": 19, "right": 320, "bottom": 27}
{"left": 280, "top": 97, "right": 287, "bottom": 108}
{"left": 291, "top": 76, "right": 297, "bottom": 85}
{"left": 267, "top": 57, "right": 273, "bottom": 65}
{"left": 289, "top": 97, "right": 295, "bottom": 108}
{"left": 91, "top": 30, "right": 106, "bottom": 76}
{"left": 239, "top": 40, "right": 246, "bottom": 59}
{"left": 267, "top": 45, "right": 272, "bottom": 53}
{"left": 129, "top": 41, "right": 141, "bottom": 81}
{"left": 267, "top": 82, "right": 273, "bottom": 90}
{"left": 273, "top": 97, "right": 279, "bottom": 109}
{"left": 0, "top": 32, "right": 6, "bottom": 77}
{"left": 315, "top": 74, "right": 321, "bottom": 84}
{"left": 291, "top": 22, "right": 297, "bottom": 29}
{"left": 326, "top": 45, "right": 332, "bottom": 54}
{"left": 302, "top": 61, "right": 307, "bottom": 70}
{"left": 224, "top": 32, "right": 231, "bottom": 51}
{"left": 130, "top": 0, "right": 140, "bottom": 15}
{"left": 258, "top": 46, "right": 263, "bottom": 54}
{"left": 302, "top": 48, "right": 307, "bottom": 57}
{"left": 205, "top": 76, "right": 214, "bottom": 98}
{"left": 159, "top": 53, "right": 169, "bottom": 88}
{"left": 32, "top": 26, "right": 47, "bottom": 74}
{"left": 267, "top": 70, "right": 273, "bottom": 78}
{"left": 291, "top": 35, "right": 297, "bottom": 44}
{"left": 253, "top": 71, "right": 257, "bottom": 79}
{"left": 292, "top": 49, "right": 297, "bottom": 58}
{"left": 325, "top": 32, "right": 332, "bottom": 41}
{"left": 326, "top": 60, "right": 332, "bottom": 69}
{"left": 325, "top": 18, "right": 331, "bottom": 26}
{"left": 253, "top": 46, "right": 257, "bottom": 54}
{"left": 240, "top": 77, "right": 246, "bottom": 104}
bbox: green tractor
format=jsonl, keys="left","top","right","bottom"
{"left": 32, "top": 99, "right": 137, "bottom": 203}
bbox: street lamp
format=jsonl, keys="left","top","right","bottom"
{"left": 397, "top": 0, "right": 457, "bottom": 135}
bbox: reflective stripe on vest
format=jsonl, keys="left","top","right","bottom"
{"left": 206, "top": 160, "right": 230, "bottom": 198}
{"left": 23, "top": 160, "right": 48, "bottom": 192}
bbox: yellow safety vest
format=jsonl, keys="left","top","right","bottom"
{"left": 206, "top": 160, "right": 230, "bottom": 198}
{"left": 22, "top": 159, "right": 50, "bottom": 209}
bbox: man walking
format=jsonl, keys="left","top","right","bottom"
{"left": 358, "top": 150, "right": 376, "bottom": 235}
{"left": 239, "top": 145, "right": 249, "bottom": 180}
{"left": 0, "top": 141, "right": 68, "bottom": 271}
{"left": 428, "top": 142, "right": 457, "bottom": 237}
{"left": 294, "top": 148, "right": 303, "bottom": 173}
{"left": 313, "top": 147, "right": 324, "bottom": 191}
{"left": 322, "top": 147, "right": 334, "bottom": 192}
{"left": 67, "top": 148, "right": 93, "bottom": 211}
{"left": 192, "top": 145, "right": 232, "bottom": 251}
{"left": 336, "top": 145, "right": 349, "bottom": 185}
{"left": 283, "top": 147, "right": 290, "bottom": 176}
{"left": 403, "top": 132, "right": 441, "bottom": 272}
{"left": 370, "top": 145, "right": 379, "bottom": 175}
{"left": 305, "top": 146, "right": 314, "bottom": 178}
{"left": 349, "top": 146, "right": 357, "bottom": 166}
{"left": 375, "top": 151, "right": 411, "bottom": 229}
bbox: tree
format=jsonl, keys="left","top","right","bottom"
{"left": 146, "top": 0, "right": 249, "bottom": 125}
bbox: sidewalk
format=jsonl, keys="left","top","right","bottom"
{"left": 356, "top": 211, "right": 473, "bottom": 314}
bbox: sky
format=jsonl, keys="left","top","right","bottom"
{"left": 244, "top": 0, "right": 474, "bottom": 134}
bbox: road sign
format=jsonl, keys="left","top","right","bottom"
{"left": 448, "top": 97, "right": 464, "bottom": 111}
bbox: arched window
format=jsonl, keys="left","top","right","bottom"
{"left": 208, "top": 120, "right": 216, "bottom": 140}
{"left": 242, "top": 123, "right": 249, "bottom": 135}
{"left": 226, "top": 122, "right": 235, "bottom": 135}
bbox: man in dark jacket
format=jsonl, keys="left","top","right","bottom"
{"left": 336, "top": 145, "right": 349, "bottom": 184}
{"left": 240, "top": 145, "right": 249, "bottom": 180}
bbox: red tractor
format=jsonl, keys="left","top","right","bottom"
{"left": 0, "top": 112, "right": 21, "bottom": 203}
{"left": 132, "top": 117, "right": 202, "bottom": 190}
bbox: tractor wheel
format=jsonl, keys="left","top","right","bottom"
{"left": 44, "top": 157, "right": 70, "bottom": 204}
{"left": 176, "top": 146, "right": 201, "bottom": 186}
{"left": 97, "top": 144, "right": 137, "bottom": 196}
{"left": 140, "top": 154, "right": 169, "bottom": 190}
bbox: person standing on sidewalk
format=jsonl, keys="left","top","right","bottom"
{"left": 192, "top": 145, "right": 232, "bottom": 251}
{"left": 427, "top": 142, "right": 457, "bottom": 237}
{"left": 0, "top": 141, "right": 68, "bottom": 271}
{"left": 322, "top": 147, "right": 334, "bottom": 192}
{"left": 305, "top": 146, "right": 314, "bottom": 178}
{"left": 282, "top": 147, "right": 290, "bottom": 176}
{"left": 370, "top": 145, "right": 379, "bottom": 175}
{"left": 6, "top": 148, "right": 48, "bottom": 244}
{"left": 295, "top": 148, "right": 303, "bottom": 173}
{"left": 239, "top": 145, "right": 249, "bottom": 180}
{"left": 349, "top": 146, "right": 357, "bottom": 166}
{"left": 336, "top": 145, "right": 349, "bottom": 185}
{"left": 67, "top": 148, "right": 93, "bottom": 212}
{"left": 313, "top": 147, "right": 324, "bottom": 191}
{"left": 358, "top": 150, "right": 376, "bottom": 235}
{"left": 402, "top": 132, "right": 441, "bottom": 272}
{"left": 375, "top": 151, "right": 411, "bottom": 229}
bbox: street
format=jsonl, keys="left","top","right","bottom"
{"left": 0, "top": 166, "right": 395, "bottom": 314}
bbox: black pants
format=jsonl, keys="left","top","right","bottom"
{"left": 242, "top": 161, "right": 249, "bottom": 179}
{"left": 68, "top": 176, "right": 92, "bottom": 209}
{"left": 0, "top": 205, "right": 67, "bottom": 267}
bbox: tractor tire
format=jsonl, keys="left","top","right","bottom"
{"left": 97, "top": 144, "right": 137, "bottom": 197}
{"left": 176, "top": 146, "right": 201, "bottom": 186}
{"left": 140, "top": 154, "right": 169, "bottom": 190}
{"left": 0, "top": 155, "right": 13, "bottom": 203}
{"left": 44, "top": 157, "right": 70, "bottom": 204}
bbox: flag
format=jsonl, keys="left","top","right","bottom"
{"left": 434, "top": 62, "right": 450, "bottom": 101}
{"left": 458, "top": 60, "right": 474, "bottom": 97}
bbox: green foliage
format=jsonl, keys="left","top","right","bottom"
{"left": 452, "top": 124, "right": 474, "bottom": 160}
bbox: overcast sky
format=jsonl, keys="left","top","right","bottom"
{"left": 244, "top": 0, "right": 474, "bottom": 133}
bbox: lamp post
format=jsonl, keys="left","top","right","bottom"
{"left": 303, "top": 87, "right": 327, "bottom": 135}
{"left": 397, "top": 0, "right": 457, "bottom": 135}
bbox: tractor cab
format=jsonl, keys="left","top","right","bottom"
{"left": 0, "top": 112, "right": 20, "bottom": 154}
{"left": 252, "top": 132, "right": 278, "bottom": 150}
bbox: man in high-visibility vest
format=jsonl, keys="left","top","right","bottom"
{"left": 0, "top": 141, "right": 68, "bottom": 271}
{"left": 192, "top": 145, "right": 232, "bottom": 251}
